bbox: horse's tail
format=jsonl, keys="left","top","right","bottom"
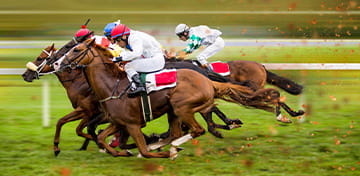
{"left": 212, "top": 81, "right": 279, "bottom": 113}
{"left": 265, "top": 70, "right": 303, "bottom": 95}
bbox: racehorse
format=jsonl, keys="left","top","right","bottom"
{"left": 22, "top": 36, "right": 161, "bottom": 155}
{"left": 58, "top": 38, "right": 303, "bottom": 158}
{"left": 165, "top": 57, "right": 304, "bottom": 127}
{"left": 22, "top": 41, "right": 104, "bottom": 156}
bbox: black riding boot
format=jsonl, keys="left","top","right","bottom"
{"left": 128, "top": 74, "right": 146, "bottom": 97}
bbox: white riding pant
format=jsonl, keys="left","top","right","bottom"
{"left": 124, "top": 53, "right": 165, "bottom": 80}
{"left": 197, "top": 37, "right": 225, "bottom": 65}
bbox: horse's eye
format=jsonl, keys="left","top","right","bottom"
{"left": 36, "top": 57, "right": 43, "bottom": 61}
{"left": 73, "top": 48, "right": 80, "bottom": 52}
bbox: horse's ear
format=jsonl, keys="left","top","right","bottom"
{"left": 88, "top": 38, "right": 96, "bottom": 46}
{"left": 50, "top": 43, "right": 55, "bottom": 50}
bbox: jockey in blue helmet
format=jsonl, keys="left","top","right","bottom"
{"left": 104, "top": 20, "right": 121, "bottom": 40}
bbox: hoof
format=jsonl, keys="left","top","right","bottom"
{"left": 228, "top": 124, "right": 242, "bottom": 129}
{"left": 169, "top": 146, "right": 179, "bottom": 160}
{"left": 297, "top": 110, "right": 305, "bottom": 116}
{"left": 231, "top": 119, "right": 243, "bottom": 125}
{"left": 125, "top": 150, "right": 134, "bottom": 156}
{"left": 54, "top": 150, "right": 60, "bottom": 157}
{"left": 99, "top": 148, "right": 107, "bottom": 153}
{"left": 176, "top": 147, "right": 184, "bottom": 152}
{"left": 277, "top": 117, "right": 292, "bottom": 123}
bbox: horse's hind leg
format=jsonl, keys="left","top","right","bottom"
{"left": 53, "top": 107, "right": 85, "bottom": 156}
{"left": 279, "top": 102, "right": 305, "bottom": 117}
{"left": 200, "top": 111, "right": 224, "bottom": 138}
{"left": 147, "top": 111, "right": 181, "bottom": 151}
{"left": 169, "top": 111, "right": 206, "bottom": 159}
{"left": 212, "top": 106, "right": 243, "bottom": 127}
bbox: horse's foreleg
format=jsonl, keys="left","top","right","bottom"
{"left": 126, "top": 124, "right": 170, "bottom": 158}
{"left": 97, "top": 124, "right": 133, "bottom": 157}
{"left": 53, "top": 108, "right": 85, "bottom": 156}
{"left": 75, "top": 118, "right": 92, "bottom": 151}
{"left": 86, "top": 113, "right": 104, "bottom": 145}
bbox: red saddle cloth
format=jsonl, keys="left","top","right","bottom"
{"left": 145, "top": 69, "right": 177, "bottom": 93}
{"left": 209, "top": 61, "right": 230, "bottom": 76}
{"left": 155, "top": 70, "right": 177, "bottom": 86}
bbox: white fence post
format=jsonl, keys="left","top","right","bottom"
{"left": 42, "top": 80, "right": 50, "bottom": 127}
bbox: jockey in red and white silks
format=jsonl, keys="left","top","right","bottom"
{"left": 111, "top": 24, "right": 165, "bottom": 97}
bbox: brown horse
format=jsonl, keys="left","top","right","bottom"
{"left": 21, "top": 41, "right": 242, "bottom": 156}
{"left": 58, "top": 38, "right": 302, "bottom": 158}
{"left": 165, "top": 58, "right": 304, "bottom": 126}
{"left": 22, "top": 37, "right": 159, "bottom": 155}
{"left": 22, "top": 42, "right": 104, "bottom": 156}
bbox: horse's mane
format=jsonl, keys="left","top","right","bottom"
{"left": 90, "top": 41, "right": 126, "bottom": 78}
{"left": 93, "top": 43, "right": 114, "bottom": 58}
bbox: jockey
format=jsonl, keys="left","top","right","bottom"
{"left": 111, "top": 24, "right": 165, "bottom": 97}
{"left": 173, "top": 24, "right": 224, "bottom": 70}
{"left": 74, "top": 25, "right": 94, "bottom": 41}
{"left": 74, "top": 21, "right": 123, "bottom": 57}
{"left": 103, "top": 20, "right": 121, "bottom": 42}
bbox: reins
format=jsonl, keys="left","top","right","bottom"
{"left": 61, "top": 42, "right": 131, "bottom": 103}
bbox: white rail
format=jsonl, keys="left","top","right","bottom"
{"left": 2, "top": 63, "right": 360, "bottom": 76}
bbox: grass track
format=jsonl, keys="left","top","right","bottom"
{"left": 0, "top": 68, "right": 359, "bottom": 176}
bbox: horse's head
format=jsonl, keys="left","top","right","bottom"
{"left": 59, "top": 38, "right": 98, "bottom": 70}
{"left": 22, "top": 44, "right": 56, "bottom": 82}
{"left": 47, "top": 31, "right": 94, "bottom": 65}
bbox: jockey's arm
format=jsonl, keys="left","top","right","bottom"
{"left": 120, "top": 38, "right": 143, "bottom": 61}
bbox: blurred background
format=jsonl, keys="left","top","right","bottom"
{"left": 0, "top": 0, "right": 359, "bottom": 40}
{"left": 1, "top": 1, "right": 359, "bottom": 175}
{"left": 1, "top": 0, "right": 359, "bottom": 68}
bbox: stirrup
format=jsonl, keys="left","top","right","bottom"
{"left": 127, "top": 87, "right": 146, "bottom": 98}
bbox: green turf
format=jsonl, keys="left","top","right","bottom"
{"left": 0, "top": 69, "right": 359, "bottom": 176}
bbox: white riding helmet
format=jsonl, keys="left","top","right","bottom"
{"left": 175, "top": 23, "right": 189, "bottom": 35}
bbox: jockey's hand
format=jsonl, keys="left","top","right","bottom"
{"left": 112, "top": 56, "right": 123, "bottom": 63}
{"left": 176, "top": 51, "right": 187, "bottom": 60}
{"left": 164, "top": 50, "right": 172, "bottom": 59}
{"left": 201, "top": 63, "right": 213, "bottom": 71}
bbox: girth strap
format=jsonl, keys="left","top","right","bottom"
{"left": 140, "top": 73, "right": 152, "bottom": 122}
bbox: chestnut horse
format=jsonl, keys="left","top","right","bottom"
{"left": 58, "top": 38, "right": 303, "bottom": 158}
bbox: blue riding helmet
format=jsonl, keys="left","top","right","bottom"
{"left": 104, "top": 22, "right": 119, "bottom": 37}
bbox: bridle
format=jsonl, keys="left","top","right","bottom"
{"left": 60, "top": 42, "right": 94, "bottom": 71}
{"left": 26, "top": 48, "right": 56, "bottom": 79}
{"left": 60, "top": 42, "right": 130, "bottom": 102}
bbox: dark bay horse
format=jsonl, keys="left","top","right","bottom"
{"left": 22, "top": 42, "right": 104, "bottom": 156}
{"left": 59, "top": 38, "right": 304, "bottom": 158}
{"left": 22, "top": 35, "right": 160, "bottom": 155}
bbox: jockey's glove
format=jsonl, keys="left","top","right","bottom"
{"left": 112, "top": 56, "right": 123, "bottom": 63}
